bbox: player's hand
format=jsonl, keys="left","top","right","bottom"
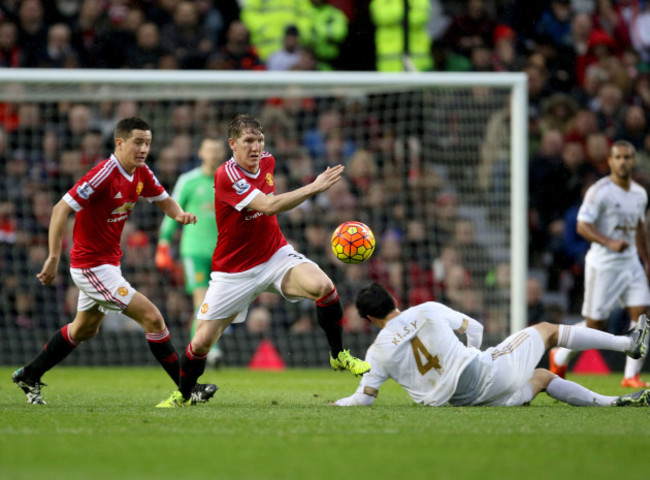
{"left": 36, "top": 257, "right": 59, "bottom": 286}
{"left": 175, "top": 211, "right": 197, "bottom": 225}
{"left": 313, "top": 165, "right": 345, "bottom": 192}
{"left": 608, "top": 239, "right": 629, "bottom": 253}
{"left": 155, "top": 244, "right": 175, "bottom": 272}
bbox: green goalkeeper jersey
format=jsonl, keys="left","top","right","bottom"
{"left": 159, "top": 167, "right": 217, "bottom": 258}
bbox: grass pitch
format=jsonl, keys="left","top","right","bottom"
{"left": 1, "top": 367, "right": 649, "bottom": 480}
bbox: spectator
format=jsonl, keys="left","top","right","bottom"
{"left": 307, "top": 0, "right": 348, "bottom": 70}
{"left": 628, "top": 73, "right": 650, "bottom": 111}
{"left": 0, "top": 20, "right": 24, "bottom": 67}
{"left": 451, "top": 217, "right": 492, "bottom": 286}
{"left": 16, "top": 0, "right": 47, "bottom": 67}
{"left": 266, "top": 25, "right": 303, "bottom": 71}
{"left": 564, "top": 108, "right": 600, "bottom": 147}
{"left": 576, "top": 28, "right": 618, "bottom": 86}
{"left": 631, "top": 3, "right": 650, "bottom": 63}
{"left": 93, "top": 7, "right": 143, "bottom": 69}
{"left": 592, "top": 0, "right": 633, "bottom": 50}
{"left": 35, "top": 22, "right": 79, "bottom": 68}
{"left": 584, "top": 131, "right": 611, "bottom": 175}
{"left": 59, "top": 104, "right": 93, "bottom": 152}
{"left": 240, "top": 0, "right": 311, "bottom": 62}
{"left": 70, "top": 0, "right": 107, "bottom": 68}
{"left": 369, "top": 0, "right": 432, "bottom": 71}
{"left": 540, "top": 93, "right": 579, "bottom": 134}
{"left": 593, "top": 82, "right": 625, "bottom": 139}
{"left": 145, "top": 0, "right": 180, "bottom": 29}
{"left": 125, "top": 22, "right": 165, "bottom": 70}
{"left": 207, "top": 20, "right": 265, "bottom": 71}
{"left": 160, "top": 1, "right": 213, "bottom": 69}
{"left": 491, "top": 24, "right": 522, "bottom": 72}
{"left": 442, "top": 0, "right": 497, "bottom": 59}
{"left": 193, "top": 0, "right": 225, "bottom": 46}
{"left": 614, "top": 104, "right": 648, "bottom": 150}
{"left": 535, "top": 0, "right": 574, "bottom": 50}
{"left": 570, "top": 12, "right": 594, "bottom": 57}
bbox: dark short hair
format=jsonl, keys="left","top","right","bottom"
{"left": 610, "top": 139, "right": 636, "bottom": 155}
{"left": 228, "top": 114, "right": 263, "bottom": 140}
{"left": 114, "top": 117, "right": 150, "bottom": 141}
{"left": 356, "top": 283, "right": 396, "bottom": 321}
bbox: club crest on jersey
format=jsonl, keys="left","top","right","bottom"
{"left": 136, "top": 182, "right": 143, "bottom": 195}
{"left": 200, "top": 303, "right": 209, "bottom": 314}
{"left": 109, "top": 202, "right": 135, "bottom": 222}
{"left": 117, "top": 287, "right": 129, "bottom": 296}
{"left": 77, "top": 182, "right": 95, "bottom": 200}
{"left": 232, "top": 178, "right": 251, "bottom": 195}
{"left": 266, "top": 173, "right": 274, "bottom": 186}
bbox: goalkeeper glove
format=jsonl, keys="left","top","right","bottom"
{"left": 155, "top": 244, "right": 174, "bottom": 272}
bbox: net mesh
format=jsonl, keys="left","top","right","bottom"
{"left": 0, "top": 72, "right": 516, "bottom": 367}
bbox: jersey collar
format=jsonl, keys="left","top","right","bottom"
{"left": 112, "top": 154, "right": 135, "bottom": 181}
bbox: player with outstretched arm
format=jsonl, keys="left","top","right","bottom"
{"left": 12, "top": 117, "right": 217, "bottom": 406}
{"left": 157, "top": 114, "right": 369, "bottom": 407}
{"left": 333, "top": 282, "right": 650, "bottom": 408}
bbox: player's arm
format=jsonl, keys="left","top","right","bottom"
{"left": 249, "top": 165, "right": 344, "bottom": 215}
{"left": 455, "top": 316, "right": 483, "bottom": 349}
{"left": 636, "top": 218, "right": 650, "bottom": 273}
{"left": 155, "top": 196, "right": 197, "bottom": 225}
{"left": 333, "top": 385, "right": 378, "bottom": 406}
{"left": 332, "top": 350, "right": 386, "bottom": 406}
{"left": 577, "top": 220, "right": 628, "bottom": 252}
{"left": 433, "top": 302, "right": 484, "bottom": 349}
{"left": 36, "top": 199, "right": 74, "bottom": 286}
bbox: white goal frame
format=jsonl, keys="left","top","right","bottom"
{"left": 0, "top": 69, "right": 528, "bottom": 335}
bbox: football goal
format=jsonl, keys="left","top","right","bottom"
{"left": 0, "top": 69, "right": 527, "bottom": 366}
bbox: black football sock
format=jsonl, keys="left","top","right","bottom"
{"left": 316, "top": 288, "right": 344, "bottom": 356}
{"left": 23, "top": 324, "right": 79, "bottom": 379}
{"left": 146, "top": 328, "right": 180, "bottom": 386}
{"left": 179, "top": 344, "right": 207, "bottom": 400}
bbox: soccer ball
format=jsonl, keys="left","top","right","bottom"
{"left": 331, "top": 221, "right": 375, "bottom": 264}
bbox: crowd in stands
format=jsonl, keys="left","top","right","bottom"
{"left": 2, "top": 0, "right": 650, "bottom": 343}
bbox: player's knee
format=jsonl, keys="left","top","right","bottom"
{"left": 139, "top": 309, "right": 166, "bottom": 331}
{"left": 315, "top": 278, "right": 336, "bottom": 299}
{"left": 72, "top": 323, "right": 100, "bottom": 341}
{"left": 532, "top": 322, "right": 558, "bottom": 347}
{"left": 531, "top": 368, "right": 555, "bottom": 391}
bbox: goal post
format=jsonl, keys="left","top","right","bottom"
{"left": 0, "top": 69, "right": 527, "bottom": 365}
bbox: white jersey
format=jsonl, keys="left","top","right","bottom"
{"left": 344, "top": 303, "right": 483, "bottom": 407}
{"left": 577, "top": 177, "right": 647, "bottom": 267}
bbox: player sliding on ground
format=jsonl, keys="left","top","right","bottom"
{"left": 12, "top": 117, "right": 217, "bottom": 406}
{"left": 333, "top": 283, "right": 650, "bottom": 408}
{"left": 157, "top": 114, "right": 369, "bottom": 408}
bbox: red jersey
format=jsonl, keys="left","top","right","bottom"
{"left": 63, "top": 154, "right": 167, "bottom": 268}
{"left": 212, "top": 153, "right": 287, "bottom": 272}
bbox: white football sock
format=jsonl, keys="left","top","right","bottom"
{"left": 557, "top": 324, "right": 630, "bottom": 352}
{"left": 624, "top": 356, "right": 645, "bottom": 379}
{"left": 545, "top": 377, "right": 617, "bottom": 407}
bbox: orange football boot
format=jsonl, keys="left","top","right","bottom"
{"left": 621, "top": 374, "right": 649, "bottom": 388}
{"left": 549, "top": 348, "right": 567, "bottom": 379}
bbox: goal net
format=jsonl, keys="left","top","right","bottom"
{"left": 0, "top": 70, "right": 527, "bottom": 367}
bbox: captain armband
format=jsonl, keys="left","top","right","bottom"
{"left": 363, "top": 386, "right": 379, "bottom": 398}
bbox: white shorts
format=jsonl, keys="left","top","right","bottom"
{"left": 471, "top": 327, "right": 545, "bottom": 406}
{"left": 582, "top": 258, "right": 650, "bottom": 320}
{"left": 70, "top": 265, "right": 136, "bottom": 313}
{"left": 197, "top": 245, "right": 315, "bottom": 323}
